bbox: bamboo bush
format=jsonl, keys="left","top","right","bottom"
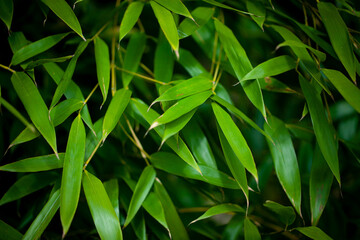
{"left": 0, "top": 0, "right": 359, "bottom": 239}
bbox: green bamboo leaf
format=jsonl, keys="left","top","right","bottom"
{"left": 203, "top": 0, "right": 253, "bottom": 15}
{"left": 85, "top": 118, "right": 103, "bottom": 160}
{"left": 94, "top": 37, "right": 110, "bottom": 106}
{"left": 177, "top": 48, "right": 209, "bottom": 77}
{"left": 150, "top": 152, "right": 239, "bottom": 189}
{"left": 241, "top": 56, "right": 296, "bottom": 81}
{"left": 150, "top": 1, "right": 179, "bottom": 54}
{"left": 102, "top": 88, "right": 132, "bottom": 141}
{"left": 214, "top": 18, "right": 266, "bottom": 119}
{"left": 0, "top": 153, "right": 64, "bottom": 172}
{"left": 154, "top": 0, "right": 192, "bottom": 19}
{"left": 124, "top": 166, "right": 156, "bottom": 227}
{"left": 104, "top": 179, "right": 120, "bottom": 219}
{"left": 25, "top": 55, "right": 74, "bottom": 70}
{"left": 41, "top": 0, "right": 85, "bottom": 40}
{"left": 8, "top": 125, "right": 40, "bottom": 149}
{"left": 217, "top": 124, "right": 249, "bottom": 206}
{"left": 178, "top": 7, "right": 214, "bottom": 39}
{"left": 122, "top": 32, "right": 146, "bottom": 88}
{"left": 22, "top": 189, "right": 60, "bottom": 240}
{"left": 246, "top": 0, "right": 266, "bottom": 31}
{"left": 11, "top": 33, "right": 69, "bottom": 66}
{"left": 263, "top": 200, "right": 296, "bottom": 226}
{"left": 318, "top": 2, "right": 355, "bottom": 82}
{"left": 119, "top": 1, "right": 144, "bottom": 41}
{"left": 244, "top": 218, "right": 261, "bottom": 240}
{"left": 154, "top": 33, "right": 174, "bottom": 85}
{"left": 190, "top": 204, "right": 244, "bottom": 224}
{"left": 154, "top": 179, "right": 189, "bottom": 240}
{"left": 8, "top": 32, "right": 30, "bottom": 53}
{"left": 149, "top": 91, "right": 212, "bottom": 131}
{"left": 60, "top": 115, "right": 86, "bottom": 236}
{"left": 161, "top": 109, "right": 196, "bottom": 147}
{"left": 212, "top": 102, "right": 258, "bottom": 182}
{"left": 296, "top": 226, "right": 333, "bottom": 240}
{"left": 83, "top": 171, "right": 122, "bottom": 240}
{"left": 264, "top": 115, "right": 302, "bottom": 215}
{"left": 259, "top": 76, "right": 298, "bottom": 94}
{"left": 50, "top": 99, "right": 83, "bottom": 126}
{"left": 50, "top": 40, "right": 89, "bottom": 109}
{"left": 0, "top": 172, "right": 58, "bottom": 206}
{"left": 322, "top": 69, "right": 360, "bottom": 113}
{"left": 0, "top": 219, "right": 22, "bottom": 240}
{"left": 0, "top": 0, "right": 13, "bottom": 30}
{"left": 276, "top": 40, "right": 326, "bottom": 62}
{"left": 310, "top": 145, "right": 333, "bottom": 226}
{"left": 299, "top": 76, "right": 340, "bottom": 184}
{"left": 11, "top": 72, "right": 58, "bottom": 157}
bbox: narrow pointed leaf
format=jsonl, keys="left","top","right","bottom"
{"left": 22, "top": 190, "right": 60, "bottom": 240}
{"left": 11, "top": 72, "right": 58, "bottom": 156}
{"left": 60, "top": 115, "right": 86, "bottom": 236}
{"left": 214, "top": 19, "right": 266, "bottom": 119}
{"left": 104, "top": 179, "right": 120, "bottom": 219}
{"left": 263, "top": 200, "right": 296, "bottom": 226}
{"left": 8, "top": 125, "right": 40, "bottom": 149}
{"left": 296, "top": 226, "right": 333, "bottom": 240}
{"left": 190, "top": 204, "right": 245, "bottom": 225}
{"left": 259, "top": 76, "right": 298, "bottom": 94}
{"left": 150, "top": 1, "right": 179, "bottom": 53}
{"left": 122, "top": 32, "right": 146, "bottom": 88}
{"left": 0, "top": 172, "right": 58, "bottom": 206}
{"left": 0, "top": 0, "right": 13, "bottom": 30}
{"left": 276, "top": 40, "right": 326, "bottom": 62}
{"left": 41, "top": 0, "right": 84, "bottom": 39}
{"left": 25, "top": 55, "right": 74, "bottom": 70}
{"left": 178, "top": 7, "right": 214, "bottom": 39}
{"left": 264, "top": 115, "right": 302, "bottom": 215}
{"left": 50, "top": 99, "right": 83, "bottom": 126}
{"left": 102, "top": 88, "right": 132, "bottom": 140}
{"left": 124, "top": 166, "right": 156, "bottom": 227}
{"left": 154, "top": 179, "right": 189, "bottom": 240}
{"left": 154, "top": 0, "right": 192, "bottom": 19}
{"left": 178, "top": 48, "right": 209, "bottom": 77}
{"left": 0, "top": 219, "right": 22, "bottom": 240}
{"left": 244, "top": 218, "right": 261, "bottom": 240}
{"left": 94, "top": 37, "right": 110, "bottom": 106}
{"left": 119, "top": 1, "right": 144, "bottom": 41}
{"left": 322, "top": 69, "right": 360, "bottom": 113}
{"left": 203, "top": 0, "right": 252, "bottom": 15}
{"left": 0, "top": 153, "right": 64, "bottom": 172}
{"left": 83, "top": 171, "right": 122, "bottom": 240}
{"left": 318, "top": 2, "right": 355, "bottom": 82}
{"left": 154, "top": 33, "right": 174, "bottom": 85}
{"left": 212, "top": 102, "right": 258, "bottom": 182}
{"left": 299, "top": 76, "right": 340, "bottom": 184}
{"left": 247, "top": 0, "right": 265, "bottom": 30}
{"left": 241, "top": 56, "right": 296, "bottom": 81}
{"left": 11, "top": 33, "right": 69, "bottom": 66}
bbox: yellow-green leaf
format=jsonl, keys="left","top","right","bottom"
{"left": 190, "top": 204, "right": 244, "bottom": 225}
{"left": 50, "top": 99, "right": 83, "bottom": 126}
{"left": 154, "top": 0, "right": 192, "bottom": 19}
{"left": 178, "top": 7, "right": 214, "bottom": 39}
{"left": 94, "top": 37, "right": 110, "bottom": 106}
{"left": 119, "top": 1, "right": 144, "bottom": 41}
{"left": 8, "top": 125, "right": 40, "bottom": 149}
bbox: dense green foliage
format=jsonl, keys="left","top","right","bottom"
{"left": 1, "top": 0, "right": 360, "bottom": 239}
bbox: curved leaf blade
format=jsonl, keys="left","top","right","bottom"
{"left": 104, "top": 179, "right": 120, "bottom": 219}
{"left": 246, "top": 0, "right": 265, "bottom": 31}
{"left": 94, "top": 37, "right": 110, "bottom": 106}
{"left": 0, "top": 0, "right": 13, "bottom": 30}
{"left": 190, "top": 204, "right": 244, "bottom": 224}
{"left": 119, "top": 1, "right": 144, "bottom": 41}
{"left": 178, "top": 7, "right": 214, "bottom": 39}
{"left": 296, "top": 226, "right": 333, "bottom": 240}
{"left": 50, "top": 99, "right": 83, "bottom": 126}
{"left": 244, "top": 218, "right": 261, "bottom": 240}
{"left": 263, "top": 200, "right": 296, "bottom": 226}
{"left": 0, "top": 219, "right": 22, "bottom": 240}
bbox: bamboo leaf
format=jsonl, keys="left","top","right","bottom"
{"left": 0, "top": 219, "right": 22, "bottom": 240}
{"left": 154, "top": 0, "right": 192, "bottom": 19}
{"left": 50, "top": 99, "right": 83, "bottom": 126}
{"left": 0, "top": 153, "right": 64, "bottom": 172}
{"left": 296, "top": 226, "right": 333, "bottom": 240}
{"left": 82, "top": 171, "right": 122, "bottom": 240}
{"left": 203, "top": 0, "right": 253, "bottom": 15}
{"left": 122, "top": 32, "right": 146, "bottom": 88}
{"left": 94, "top": 37, "right": 110, "bottom": 106}
{"left": 0, "top": 172, "right": 58, "bottom": 206}
{"left": 102, "top": 88, "right": 132, "bottom": 141}
{"left": 276, "top": 40, "right": 326, "bottom": 62}
{"left": 246, "top": 0, "right": 265, "bottom": 31}
{"left": 244, "top": 218, "right": 261, "bottom": 240}
{"left": 41, "top": 0, "right": 85, "bottom": 39}
{"left": 25, "top": 55, "right": 74, "bottom": 70}
{"left": 154, "top": 33, "right": 175, "bottom": 85}
{"left": 60, "top": 115, "right": 86, "bottom": 236}
{"left": 190, "top": 204, "right": 245, "bottom": 225}
{"left": 259, "top": 76, "right": 298, "bottom": 94}
{"left": 299, "top": 76, "right": 340, "bottom": 184}
{"left": 263, "top": 200, "right": 296, "bottom": 226}
{"left": 124, "top": 166, "right": 156, "bottom": 227}
{"left": 177, "top": 48, "right": 209, "bottom": 77}
{"left": 104, "top": 179, "right": 120, "bottom": 219}
{"left": 241, "top": 56, "right": 296, "bottom": 81}
{"left": 322, "top": 69, "right": 360, "bottom": 113}
{"left": 8, "top": 125, "right": 40, "bottom": 149}
{"left": 214, "top": 18, "right": 266, "bottom": 119}
{"left": 264, "top": 115, "right": 302, "bottom": 215}
{"left": 11, "top": 72, "right": 58, "bottom": 156}
{"left": 310, "top": 145, "right": 333, "bottom": 226}
{"left": 212, "top": 102, "right": 258, "bottom": 182}
{"left": 178, "top": 7, "right": 214, "bottom": 39}
{"left": 318, "top": 2, "right": 355, "bottom": 82}
{"left": 119, "top": 1, "right": 144, "bottom": 41}
{"left": 0, "top": 0, "right": 13, "bottom": 30}
{"left": 154, "top": 179, "right": 189, "bottom": 240}
{"left": 150, "top": 1, "right": 179, "bottom": 53}
{"left": 22, "top": 189, "right": 60, "bottom": 240}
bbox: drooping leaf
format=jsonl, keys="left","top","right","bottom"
{"left": 299, "top": 76, "right": 340, "bottom": 184}
{"left": 0, "top": 0, "right": 13, "bottom": 30}
{"left": 190, "top": 204, "right": 245, "bottom": 225}
{"left": 178, "top": 7, "right": 214, "bottom": 39}
{"left": 104, "top": 179, "right": 120, "bottom": 219}
{"left": 0, "top": 219, "right": 22, "bottom": 240}
{"left": 296, "top": 226, "right": 333, "bottom": 240}
{"left": 276, "top": 40, "right": 326, "bottom": 62}
{"left": 50, "top": 99, "right": 83, "bottom": 126}
{"left": 94, "top": 37, "right": 110, "bottom": 106}
{"left": 244, "top": 218, "right": 261, "bottom": 240}
{"left": 102, "top": 88, "right": 132, "bottom": 141}
{"left": 263, "top": 200, "right": 296, "bottom": 226}
{"left": 82, "top": 171, "right": 122, "bottom": 240}
{"left": 203, "top": 0, "right": 252, "bottom": 15}
{"left": 8, "top": 125, "right": 40, "bottom": 149}
{"left": 60, "top": 115, "right": 86, "bottom": 236}
{"left": 41, "top": 0, "right": 85, "bottom": 39}
{"left": 11, "top": 72, "right": 58, "bottom": 156}
{"left": 122, "top": 32, "right": 146, "bottom": 88}
{"left": 119, "top": 1, "right": 145, "bottom": 41}
{"left": 124, "top": 166, "right": 156, "bottom": 227}
{"left": 25, "top": 55, "right": 74, "bottom": 70}
{"left": 154, "top": 0, "right": 192, "bottom": 19}
{"left": 212, "top": 102, "right": 258, "bottom": 182}
{"left": 0, "top": 153, "right": 64, "bottom": 172}
{"left": 246, "top": 0, "right": 265, "bottom": 31}
{"left": 11, "top": 33, "right": 70, "bottom": 66}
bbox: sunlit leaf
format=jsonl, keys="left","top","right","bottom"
{"left": 50, "top": 99, "right": 83, "bottom": 126}
{"left": 94, "top": 37, "right": 110, "bottom": 106}
{"left": 263, "top": 200, "right": 296, "bottom": 226}
{"left": 0, "top": 0, "right": 13, "bottom": 30}
{"left": 190, "top": 204, "right": 245, "bottom": 225}
{"left": 8, "top": 125, "right": 40, "bottom": 149}
{"left": 119, "top": 1, "right": 144, "bottom": 41}
{"left": 178, "top": 7, "right": 214, "bottom": 39}
{"left": 296, "top": 226, "right": 333, "bottom": 240}
{"left": 244, "top": 218, "right": 261, "bottom": 240}
{"left": 203, "top": 0, "right": 252, "bottom": 15}
{"left": 154, "top": 0, "right": 192, "bottom": 19}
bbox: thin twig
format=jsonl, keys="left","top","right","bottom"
{"left": 0, "top": 64, "right": 16, "bottom": 73}
{"left": 115, "top": 65, "right": 167, "bottom": 85}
